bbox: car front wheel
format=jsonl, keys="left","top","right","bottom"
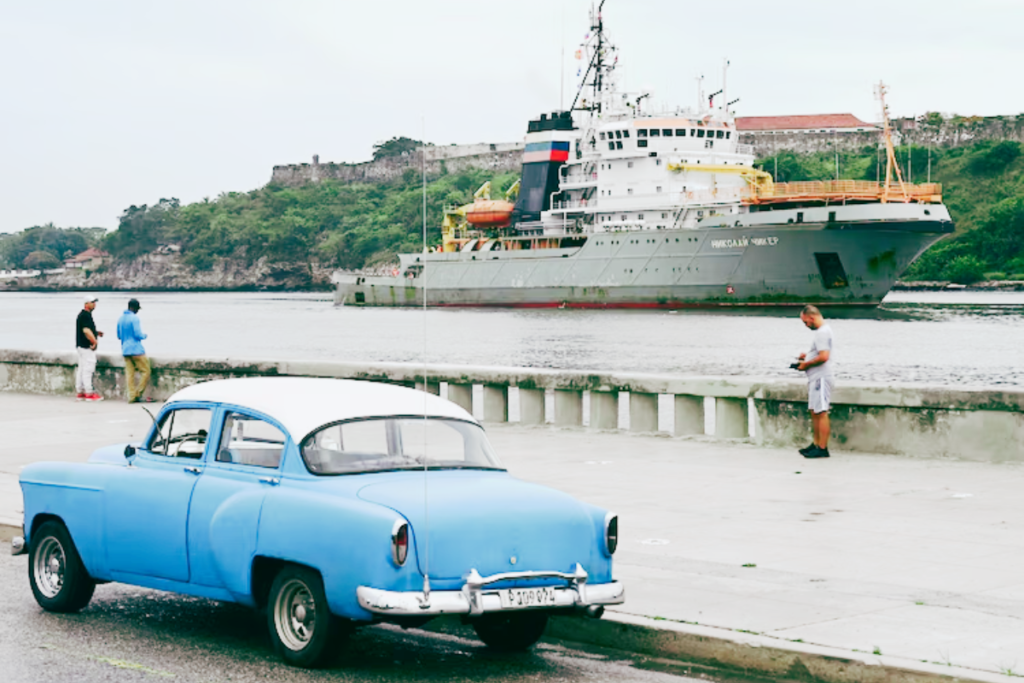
{"left": 28, "top": 520, "right": 95, "bottom": 613}
{"left": 267, "top": 565, "right": 346, "bottom": 667}
{"left": 472, "top": 611, "right": 549, "bottom": 652}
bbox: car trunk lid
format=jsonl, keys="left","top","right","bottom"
{"left": 357, "top": 471, "right": 594, "bottom": 582}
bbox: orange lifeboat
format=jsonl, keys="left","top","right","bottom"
{"left": 465, "top": 200, "right": 514, "bottom": 228}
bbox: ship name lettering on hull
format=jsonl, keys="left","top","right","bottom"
{"left": 710, "top": 236, "right": 779, "bottom": 249}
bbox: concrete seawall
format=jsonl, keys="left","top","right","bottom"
{"left": 1, "top": 349, "right": 1020, "bottom": 462}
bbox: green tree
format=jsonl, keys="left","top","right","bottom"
{"left": 105, "top": 199, "right": 180, "bottom": 257}
{"left": 943, "top": 255, "right": 986, "bottom": 284}
{"left": 23, "top": 250, "right": 61, "bottom": 269}
{"left": 372, "top": 137, "right": 431, "bottom": 161}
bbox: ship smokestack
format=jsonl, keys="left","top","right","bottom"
{"left": 513, "top": 111, "right": 575, "bottom": 224}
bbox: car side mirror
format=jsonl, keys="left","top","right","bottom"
{"left": 124, "top": 445, "right": 136, "bottom": 458}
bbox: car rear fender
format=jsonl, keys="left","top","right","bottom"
{"left": 20, "top": 461, "right": 110, "bottom": 580}
{"left": 256, "top": 487, "right": 421, "bottom": 621}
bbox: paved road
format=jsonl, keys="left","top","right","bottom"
{"left": 0, "top": 552, "right": 766, "bottom": 683}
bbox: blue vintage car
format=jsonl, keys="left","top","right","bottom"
{"left": 15, "top": 377, "right": 623, "bottom": 667}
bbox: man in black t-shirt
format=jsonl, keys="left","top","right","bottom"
{"left": 75, "top": 295, "right": 104, "bottom": 401}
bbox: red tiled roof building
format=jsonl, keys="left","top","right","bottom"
{"left": 736, "top": 114, "right": 877, "bottom": 133}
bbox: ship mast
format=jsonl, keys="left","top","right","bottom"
{"left": 570, "top": 0, "right": 608, "bottom": 114}
{"left": 876, "top": 81, "right": 909, "bottom": 203}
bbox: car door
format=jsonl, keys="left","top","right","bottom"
{"left": 187, "top": 408, "right": 290, "bottom": 592}
{"left": 104, "top": 404, "right": 214, "bottom": 582}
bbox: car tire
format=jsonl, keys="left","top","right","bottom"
{"left": 472, "top": 611, "right": 549, "bottom": 652}
{"left": 266, "top": 565, "right": 344, "bottom": 668}
{"left": 28, "top": 520, "right": 96, "bottom": 613}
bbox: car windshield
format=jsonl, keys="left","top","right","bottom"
{"left": 300, "top": 417, "right": 504, "bottom": 475}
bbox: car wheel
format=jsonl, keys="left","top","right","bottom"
{"left": 266, "top": 565, "right": 343, "bottom": 668}
{"left": 28, "top": 520, "right": 95, "bottom": 613}
{"left": 472, "top": 611, "right": 549, "bottom": 652}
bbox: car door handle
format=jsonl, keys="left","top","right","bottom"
{"left": 259, "top": 477, "right": 280, "bottom": 486}
{"left": 184, "top": 466, "right": 202, "bottom": 475}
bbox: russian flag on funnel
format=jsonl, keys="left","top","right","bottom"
{"left": 523, "top": 141, "right": 570, "bottom": 164}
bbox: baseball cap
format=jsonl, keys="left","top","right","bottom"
{"left": 84, "top": 295, "right": 98, "bottom": 303}
{"left": 128, "top": 298, "right": 141, "bottom": 310}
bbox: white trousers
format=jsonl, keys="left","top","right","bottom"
{"left": 76, "top": 347, "right": 97, "bottom": 393}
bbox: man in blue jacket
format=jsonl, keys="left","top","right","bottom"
{"left": 116, "top": 298, "right": 151, "bottom": 403}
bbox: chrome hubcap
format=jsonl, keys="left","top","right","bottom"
{"left": 274, "top": 578, "right": 316, "bottom": 651}
{"left": 34, "top": 537, "right": 66, "bottom": 598}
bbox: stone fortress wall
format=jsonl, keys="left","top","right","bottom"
{"left": 269, "top": 115, "right": 1024, "bottom": 187}
{"left": 270, "top": 143, "right": 525, "bottom": 187}
{"left": 742, "top": 114, "right": 1024, "bottom": 157}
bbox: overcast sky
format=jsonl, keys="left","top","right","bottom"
{"left": 2, "top": 0, "right": 1022, "bottom": 233}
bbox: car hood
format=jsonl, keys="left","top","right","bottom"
{"left": 357, "top": 471, "right": 597, "bottom": 582}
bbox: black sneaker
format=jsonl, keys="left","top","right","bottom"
{"left": 798, "top": 443, "right": 816, "bottom": 456}
{"left": 803, "top": 446, "right": 830, "bottom": 459}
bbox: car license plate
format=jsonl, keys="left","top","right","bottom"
{"left": 498, "top": 586, "right": 558, "bottom": 609}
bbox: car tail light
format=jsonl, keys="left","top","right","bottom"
{"left": 391, "top": 521, "right": 409, "bottom": 566}
{"left": 604, "top": 513, "right": 618, "bottom": 556}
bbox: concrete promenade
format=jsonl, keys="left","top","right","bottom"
{"left": 1, "top": 393, "right": 1022, "bottom": 682}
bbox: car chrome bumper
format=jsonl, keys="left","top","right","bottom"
{"left": 357, "top": 563, "right": 624, "bottom": 617}
{"left": 11, "top": 536, "right": 26, "bottom": 556}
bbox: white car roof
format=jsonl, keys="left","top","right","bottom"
{"left": 166, "top": 377, "right": 476, "bottom": 441}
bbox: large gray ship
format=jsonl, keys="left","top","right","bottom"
{"left": 336, "top": 4, "right": 952, "bottom": 309}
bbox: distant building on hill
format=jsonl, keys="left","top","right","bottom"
{"left": 64, "top": 247, "right": 109, "bottom": 270}
{"left": 735, "top": 114, "right": 882, "bottom": 157}
{"left": 736, "top": 113, "right": 878, "bottom": 135}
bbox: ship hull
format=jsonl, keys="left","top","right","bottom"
{"left": 336, "top": 214, "right": 952, "bottom": 309}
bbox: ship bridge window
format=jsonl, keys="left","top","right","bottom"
{"left": 600, "top": 132, "right": 606, "bottom": 140}
{"left": 690, "top": 129, "right": 696, "bottom": 137}
{"left": 608, "top": 142, "right": 615, "bottom": 151}
{"left": 614, "top": 130, "right": 622, "bottom": 139}
{"left": 726, "top": 131, "right": 731, "bottom": 139}
{"left": 696, "top": 129, "right": 705, "bottom": 138}
{"left": 638, "top": 139, "right": 648, "bottom": 148}
{"left": 622, "top": 130, "right": 630, "bottom": 138}
{"left": 649, "top": 129, "right": 660, "bottom": 137}
{"left": 638, "top": 129, "right": 647, "bottom": 137}
{"left": 616, "top": 141, "right": 623, "bottom": 149}
{"left": 662, "top": 129, "right": 673, "bottom": 137}
{"left": 716, "top": 130, "right": 724, "bottom": 139}
{"left": 676, "top": 129, "right": 686, "bottom": 136}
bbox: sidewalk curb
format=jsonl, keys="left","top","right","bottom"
{"left": 545, "top": 612, "right": 1012, "bottom": 683}
{"left": 0, "top": 519, "right": 1008, "bottom": 683}
{"left": 0, "top": 521, "right": 19, "bottom": 543}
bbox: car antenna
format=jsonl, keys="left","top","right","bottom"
{"left": 419, "top": 118, "right": 432, "bottom": 609}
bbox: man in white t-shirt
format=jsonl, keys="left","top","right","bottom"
{"left": 795, "top": 305, "right": 834, "bottom": 459}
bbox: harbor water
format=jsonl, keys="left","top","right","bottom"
{"left": 1, "top": 291, "right": 1022, "bottom": 388}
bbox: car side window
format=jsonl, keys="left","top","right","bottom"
{"left": 216, "top": 412, "right": 287, "bottom": 469}
{"left": 147, "top": 408, "right": 213, "bottom": 458}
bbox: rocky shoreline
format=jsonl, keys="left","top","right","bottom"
{"left": 0, "top": 253, "right": 335, "bottom": 292}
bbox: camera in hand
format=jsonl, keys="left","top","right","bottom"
{"left": 789, "top": 361, "right": 802, "bottom": 370}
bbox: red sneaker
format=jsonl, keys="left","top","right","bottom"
{"left": 84, "top": 393, "right": 104, "bottom": 402}
{"left": 76, "top": 393, "right": 86, "bottom": 401}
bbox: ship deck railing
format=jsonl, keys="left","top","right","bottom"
{"left": 746, "top": 180, "right": 943, "bottom": 205}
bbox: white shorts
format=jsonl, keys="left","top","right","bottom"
{"left": 808, "top": 376, "right": 834, "bottom": 414}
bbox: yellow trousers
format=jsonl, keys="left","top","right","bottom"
{"left": 124, "top": 355, "right": 151, "bottom": 402}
